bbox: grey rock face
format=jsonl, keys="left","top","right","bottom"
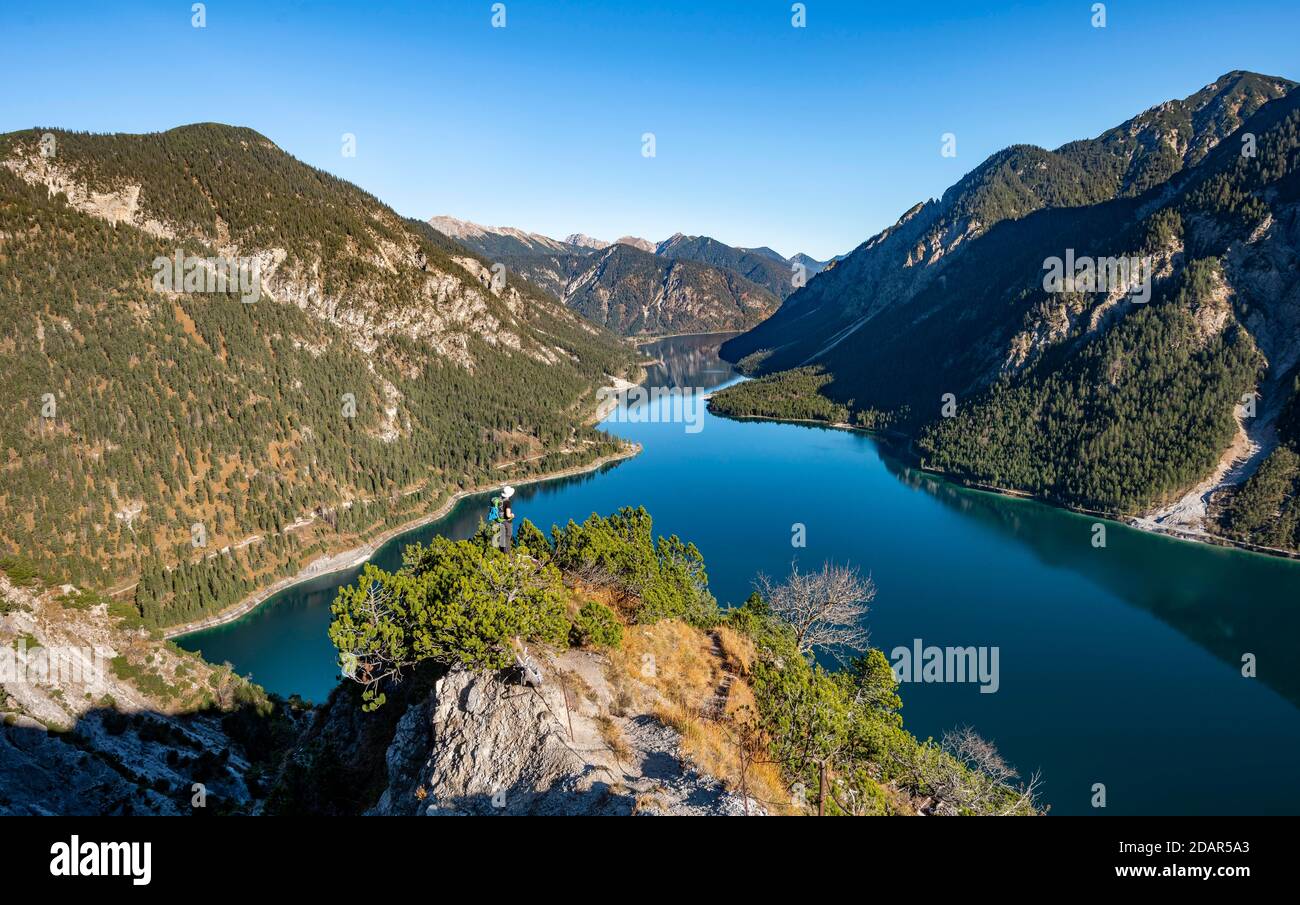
{"left": 369, "top": 662, "right": 760, "bottom": 816}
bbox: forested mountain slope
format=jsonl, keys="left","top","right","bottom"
{"left": 536, "top": 242, "right": 777, "bottom": 335}
{"left": 655, "top": 232, "right": 801, "bottom": 300}
{"left": 722, "top": 71, "right": 1294, "bottom": 372}
{"left": 713, "top": 73, "right": 1300, "bottom": 549}
{"left": 0, "top": 124, "right": 635, "bottom": 626}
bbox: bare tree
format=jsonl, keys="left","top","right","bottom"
{"left": 895, "top": 726, "right": 1043, "bottom": 815}
{"left": 941, "top": 726, "right": 1043, "bottom": 815}
{"left": 755, "top": 561, "right": 874, "bottom": 657}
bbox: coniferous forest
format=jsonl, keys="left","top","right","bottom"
{"left": 0, "top": 125, "right": 635, "bottom": 627}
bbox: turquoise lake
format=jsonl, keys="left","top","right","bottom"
{"left": 178, "top": 332, "right": 1300, "bottom": 815}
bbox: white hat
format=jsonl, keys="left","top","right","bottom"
{"left": 502, "top": 485, "right": 515, "bottom": 499}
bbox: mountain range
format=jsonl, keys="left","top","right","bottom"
{"left": 0, "top": 124, "right": 635, "bottom": 624}
{"left": 428, "top": 217, "right": 827, "bottom": 336}
{"left": 714, "top": 70, "right": 1300, "bottom": 552}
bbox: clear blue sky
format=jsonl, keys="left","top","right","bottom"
{"left": 2, "top": 0, "right": 1297, "bottom": 260}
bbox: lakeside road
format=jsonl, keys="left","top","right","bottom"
{"left": 163, "top": 441, "right": 642, "bottom": 640}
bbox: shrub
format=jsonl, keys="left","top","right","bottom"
{"left": 59, "top": 588, "right": 104, "bottom": 611}
{"left": 0, "top": 555, "right": 40, "bottom": 588}
{"left": 330, "top": 536, "right": 569, "bottom": 710}
{"left": 569, "top": 600, "right": 623, "bottom": 649}
{"left": 515, "top": 518, "right": 551, "bottom": 558}
{"left": 550, "top": 507, "right": 719, "bottom": 626}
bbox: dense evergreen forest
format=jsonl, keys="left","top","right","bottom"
{"left": 0, "top": 125, "right": 635, "bottom": 627}
{"left": 707, "top": 364, "right": 910, "bottom": 430}
{"left": 705, "top": 367, "right": 851, "bottom": 424}
{"left": 916, "top": 259, "right": 1261, "bottom": 514}
{"left": 914, "top": 98, "right": 1300, "bottom": 518}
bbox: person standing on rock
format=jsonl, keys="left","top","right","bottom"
{"left": 499, "top": 486, "right": 515, "bottom": 553}
{"left": 488, "top": 487, "right": 516, "bottom": 553}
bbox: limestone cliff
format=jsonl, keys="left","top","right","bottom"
{"left": 0, "top": 574, "right": 305, "bottom": 815}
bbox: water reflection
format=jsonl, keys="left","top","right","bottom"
{"left": 880, "top": 454, "right": 1300, "bottom": 710}
{"left": 639, "top": 332, "right": 741, "bottom": 390}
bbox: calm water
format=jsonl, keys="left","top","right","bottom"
{"left": 179, "top": 333, "right": 1300, "bottom": 815}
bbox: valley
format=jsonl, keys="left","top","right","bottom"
{"left": 4, "top": 50, "right": 1300, "bottom": 825}
{"left": 174, "top": 334, "right": 1300, "bottom": 815}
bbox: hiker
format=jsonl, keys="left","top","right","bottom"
{"left": 499, "top": 486, "right": 515, "bottom": 552}
{"left": 486, "top": 487, "right": 515, "bottom": 552}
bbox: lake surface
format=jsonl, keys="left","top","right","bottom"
{"left": 179, "top": 333, "right": 1300, "bottom": 815}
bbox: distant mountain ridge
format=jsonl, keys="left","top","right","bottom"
{"left": 558, "top": 242, "right": 775, "bottom": 335}
{"left": 428, "top": 215, "right": 589, "bottom": 257}
{"left": 655, "top": 233, "right": 804, "bottom": 301}
{"left": 429, "top": 217, "right": 822, "bottom": 335}
{"left": 789, "top": 252, "right": 830, "bottom": 276}
{"left": 564, "top": 232, "right": 609, "bottom": 251}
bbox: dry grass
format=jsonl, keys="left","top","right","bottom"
{"left": 883, "top": 783, "right": 918, "bottom": 816}
{"left": 606, "top": 618, "right": 799, "bottom": 815}
{"left": 611, "top": 619, "right": 720, "bottom": 713}
{"left": 602, "top": 660, "right": 638, "bottom": 717}
{"left": 632, "top": 790, "right": 669, "bottom": 815}
{"left": 595, "top": 714, "right": 633, "bottom": 764}
{"left": 568, "top": 579, "right": 639, "bottom": 623}
{"left": 715, "top": 624, "right": 756, "bottom": 674}
{"left": 554, "top": 666, "right": 596, "bottom": 706}
{"left": 653, "top": 698, "right": 796, "bottom": 815}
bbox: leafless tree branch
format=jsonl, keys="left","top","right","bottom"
{"left": 755, "top": 560, "right": 874, "bottom": 658}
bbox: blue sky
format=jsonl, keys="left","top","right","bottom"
{"left": 2, "top": 0, "right": 1297, "bottom": 260}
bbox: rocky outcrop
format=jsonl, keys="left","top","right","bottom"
{"left": 0, "top": 576, "right": 301, "bottom": 815}
{"left": 1137, "top": 202, "right": 1300, "bottom": 534}
{"left": 369, "top": 655, "right": 757, "bottom": 816}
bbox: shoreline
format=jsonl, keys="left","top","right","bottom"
{"left": 164, "top": 441, "right": 642, "bottom": 640}
{"left": 632, "top": 329, "right": 743, "bottom": 347}
{"left": 172, "top": 373, "right": 1300, "bottom": 642}
{"left": 707, "top": 405, "right": 1300, "bottom": 564}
